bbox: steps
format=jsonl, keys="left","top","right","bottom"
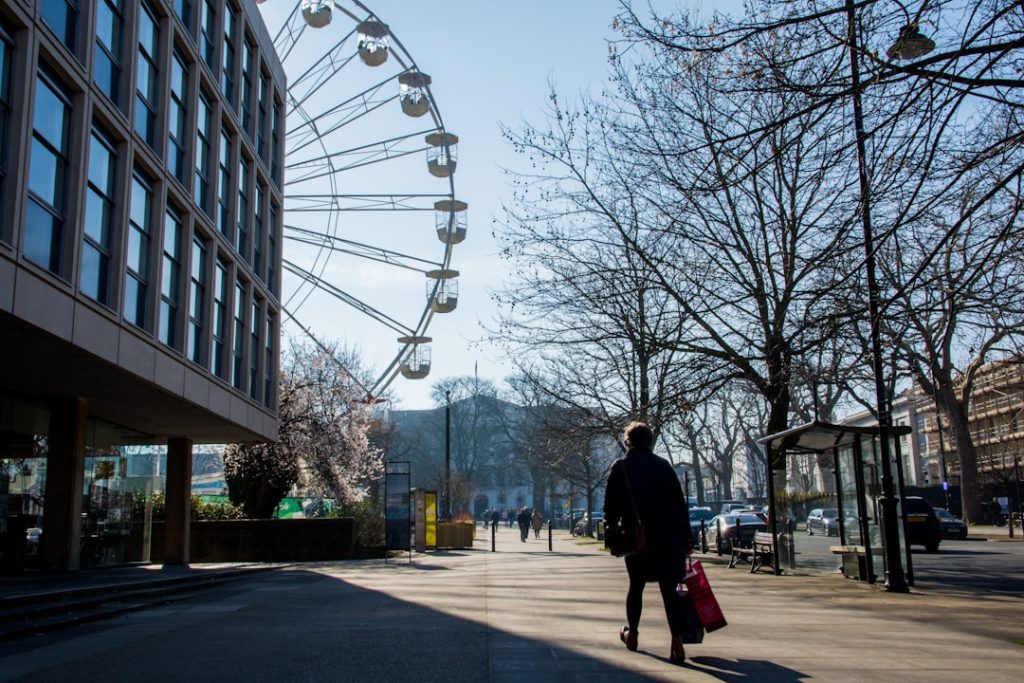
{"left": 0, "top": 565, "right": 277, "bottom": 641}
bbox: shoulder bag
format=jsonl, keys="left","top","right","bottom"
{"left": 605, "top": 462, "right": 649, "bottom": 557}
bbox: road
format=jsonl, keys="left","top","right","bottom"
{"left": 909, "top": 539, "right": 1024, "bottom": 597}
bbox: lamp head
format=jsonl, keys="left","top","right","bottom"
{"left": 886, "top": 24, "right": 935, "bottom": 60}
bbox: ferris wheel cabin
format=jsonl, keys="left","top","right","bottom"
{"left": 398, "top": 336, "right": 433, "bottom": 380}
{"left": 399, "top": 72, "right": 432, "bottom": 117}
{"left": 435, "top": 200, "right": 468, "bottom": 245}
{"left": 357, "top": 20, "right": 391, "bottom": 66}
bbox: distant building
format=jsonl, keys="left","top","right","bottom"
{"left": 0, "top": 0, "right": 284, "bottom": 572}
{"left": 837, "top": 355, "right": 1024, "bottom": 491}
{"left": 915, "top": 357, "right": 1024, "bottom": 488}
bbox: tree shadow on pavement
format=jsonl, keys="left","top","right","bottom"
{"left": 687, "top": 655, "right": 807, "bottom": 682}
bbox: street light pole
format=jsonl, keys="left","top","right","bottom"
{"left": 932, "top": 382, "right": 953, "bottom": 512}
{"left": 844, "top": 0, "right": 908, "bottom": 592}
{"left": 444, "top": 389, "right": 451, "bottom": 520}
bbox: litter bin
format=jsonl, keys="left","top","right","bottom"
{"left": 596, "top": 521, "right": 605, "bottom": 541}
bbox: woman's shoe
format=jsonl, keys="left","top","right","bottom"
{"left": 619, "top": 626, "right": 638, "bottom": 651}
{"left": 669, "top": 636, "right": 686, "bottom": 665}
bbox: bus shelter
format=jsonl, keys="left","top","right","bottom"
{"left": 758, "top": 421, "right": 914, "bottom": 584}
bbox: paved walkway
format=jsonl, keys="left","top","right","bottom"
{"left": 1, "top": 525, "right": 1022, "bottom": 681}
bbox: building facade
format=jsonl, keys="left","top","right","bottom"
{"left": 915, "top": 357, "right": 1024, "bottom": 490}
{"left": 0, "top": 0, "right": 284, "bottom": 572}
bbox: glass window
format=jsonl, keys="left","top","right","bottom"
{"left": 271, "top": 96, "right": 282, "bottom": 186}
{"left": 81, "top": 126, "right": 117, "bottom": 305}
{"left": 124, "top": 172, "right": 152, "bottom": 328}
{"left": 257, "top": 71, "right": 269, "bottom": 162}
{"left": 200, "top": 0, "right": 216, "bottom": 72}
{"left": 217, "top": 126, "right": 232, "bottom": 237}
{"left": 221, "top": 8, "right": 235, "bottom": 107}
{"left": 93, "top": 0, "right": 123, "bottom": 106}
{"left": 267, "top": 200, "right": 278, "bottom": 295}
{"left": 134, "top": 1, "right": 159, "bottom": 149}
{"left": 41, "top": 0, "right": 78, "bottom": 54}
{"left": 0, "top": 24, "right": 13, "bottom": 232}
{"left": 188, "top": 235, "right": 207, "bottom": 365}
{"left": 167, "top": 51, "right": 188, "bottom": 185}
{"left": 264, "top": 310, "right": 274, "bottom": 408}
{"left": 236, "top": 155, "right": 249, "bottom": 259}
{"left": 174, "top": 0, "right": 192, "bottom": 32}
{"left": 240, "top": 38, "right": 254, "bottom": 135}
{"left": 232, "top": 278, "right": 246, "bottom": 390}
{"left": 160, "top": 206, "right": 183, "bottom": 349}
{"left": 253, "top": 181, "right": 264, "bottom": 278}
{"left": 25, "top": 72, "right": 72, "bottom": 275}
{"left": 249, "top": 295, "right": 260, "bottom": 400}
{"left": 212, "top": 256, "right": 228, "bottom": 378}
{"left": 194, "top": 91, "right": 212, "bottom": 214}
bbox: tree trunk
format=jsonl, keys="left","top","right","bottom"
{"left": 942, "top": 397, "right": 983, "bottom": 524}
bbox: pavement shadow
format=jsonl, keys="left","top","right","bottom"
{"left": 0, "top": 568, "right": 681, "bottom": 682}
{"left": 687, "top": 655, "right": 808, "bottom": 682}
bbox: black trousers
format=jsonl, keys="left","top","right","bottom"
{"left": 625, "top": 553, "right": 685, "bottom": 637}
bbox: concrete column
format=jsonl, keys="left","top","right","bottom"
{"left": 163, "top": 437, "right": 194, "bottom": 565}
{"left": 41, "top": 397, "right": 87, "bottom": 572}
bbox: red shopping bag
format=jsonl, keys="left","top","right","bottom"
{"left": 683, "top": 560, "right": 727, "bottom": 632}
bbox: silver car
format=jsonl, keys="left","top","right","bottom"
{"left": 806, "top": 508, "right": 839, "bottom": 536}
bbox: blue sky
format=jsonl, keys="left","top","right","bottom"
{"left": 260, "top": 1, "right": 725, "bottom": 409}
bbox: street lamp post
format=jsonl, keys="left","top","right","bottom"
{"left": 932, "top": 382, "right": 953, "bottom": 512}
{"left": 843, "top": 0, "right": 926, "bottom": 593}
{"left": 444, "top": 389, "right": 452, "bottom": 520}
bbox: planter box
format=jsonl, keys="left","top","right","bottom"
{"left": 436, "top": 522, "right": 475, "bottom": 548}
{"left": 150, "top": 518, "right": 357, "bottom": 563}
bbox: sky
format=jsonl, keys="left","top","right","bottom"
{"left": 258, "top": 1, "right": 722, "bottom": 410}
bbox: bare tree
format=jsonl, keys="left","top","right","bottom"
{"left": 225, "top": 340, "right": 382, "bottom": 517}
{"left": 614, "top": 0, "right": 1024, "bottom": 521}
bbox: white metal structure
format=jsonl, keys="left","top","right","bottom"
{"left": 260, "top": 1, "right": 465, "bottom": 396}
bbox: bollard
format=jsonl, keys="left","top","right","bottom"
{"left": 548, "top": 521, "right": 553, "bottom": 552}
{"left": 491, "top": 521, "right": 496, "bottom": 552}
{"left": 700, "top": 518, "right": 707, "bottom": 553}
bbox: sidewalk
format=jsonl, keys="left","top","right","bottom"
{"left": 1, "top": 525, "right": 1021, "bottom": 682}
{"left": 966, "top": 524, "right": 1024, "bottom": 541}
{"left": 309, "top": 526, "right": 1024, "bottom": 681}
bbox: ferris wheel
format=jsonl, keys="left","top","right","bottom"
{"left": 256, "top": 0, "right": 466, "bottom": 398}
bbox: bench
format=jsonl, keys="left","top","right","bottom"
{"left": 829, "top": 545, "right": 881, "bottom": 580}
{"left": 729, "top": 531, "right": 776, "bottom": 573}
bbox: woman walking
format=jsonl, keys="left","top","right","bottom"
{"left": 603, "top": 421, "right": 692, "bottom": 664}
{"left": 531, "top": 509, "right": 544, "bottom": 539}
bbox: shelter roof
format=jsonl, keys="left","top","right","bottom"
{"left": 758, "top": 420, "right": 912, "bottom": 454}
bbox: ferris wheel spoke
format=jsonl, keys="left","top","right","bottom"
{"left": 287, "top": 75, "right": 399, "bottom": 147}
{"left": 285, "top": 31, "right": 362, "bottom": 109}
{"left": 286, "top": 131, "right": 433, "bottom": 183}
{"left": 287, "top": 129, "right": 425, "bottom": 168}
{"left": 285, "top": 224, "right": 443, "bottom": 270}
{"left": 284, "top": 193, "right": 448, "bottom": 212}
{"left": 271, "top": 3, "right": 309, "bottom": 64}
{"left": 283, "top": 259, "right": 414, "bottom": 336}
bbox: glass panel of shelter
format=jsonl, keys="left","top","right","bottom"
{"left": 772, "top": 433, "right": 910, "bottom": 583}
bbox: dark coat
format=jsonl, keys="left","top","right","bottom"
{"left": 604, "top": 447, "right": 691, "bottom": 580}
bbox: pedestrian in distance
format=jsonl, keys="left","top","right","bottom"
{"left": 604, "top": 421, "right": 692, "bottom": 665}
{"left": 517, "top": 506, "right": 531, "bottom": 542}
{"left": 531, "top": 509, "right": 544, "bottom": 539}
{"left": 490, "top": 508, "right": 500, "bottom": 532}
{"left": 989, "top": 498, "right": 1003, "bottom": 526}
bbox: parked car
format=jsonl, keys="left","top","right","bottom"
{"left": 903, "top": 496, "right": 942, "bottom": 552}
{"left": 706, "top": 513, "right": 768, "bottom": 555}
{"left": 719, "top": 502, "right": 749, "bottom": 515}
{"left": 689, "top": 507, "right": 715, "bottom": 549}
{"left": 934, "top": 508, "right": 968, "bottom": 540}
{"left": 806, "top": 508, "right": 840, "bottom": 536}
